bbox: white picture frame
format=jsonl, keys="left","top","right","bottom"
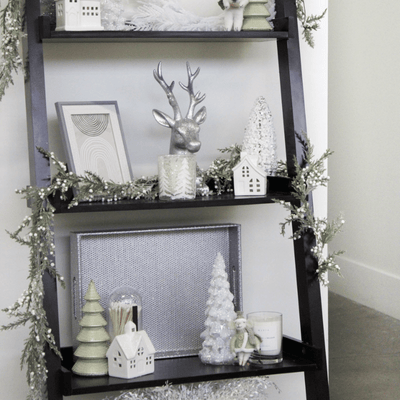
{"left": 55, "top": 101, "right": 133, "bottom": 183}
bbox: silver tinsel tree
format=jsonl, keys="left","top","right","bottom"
{"left": 242, "top": 96, "right": 278, "bottom": 176}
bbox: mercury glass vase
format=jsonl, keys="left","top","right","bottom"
{"left": 158, "top": 154, "right": 197, "bottom": 200}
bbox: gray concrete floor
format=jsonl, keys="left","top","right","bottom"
{"left": 329, "top": 292, "right": 400, "bottom": 399}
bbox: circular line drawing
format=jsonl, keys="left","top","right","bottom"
{"left": 72, "top": 114, "right": 110, "bottom": 137}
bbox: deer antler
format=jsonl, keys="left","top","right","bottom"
{"left": 153, "top": 62, "right": 207, "bottom": 155}
{"left": 179, "top": 62, "right": 206, "bottom": 119}
{"left": 153, "top": 62, "right": 182, "bottom": 120}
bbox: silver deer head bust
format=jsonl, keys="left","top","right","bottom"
{"left": 153, "top": 62, "right": 207, "bottom": 155}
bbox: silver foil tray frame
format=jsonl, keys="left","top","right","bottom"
{"left": 70, "top": 224, "right": 242, "bottom": 359}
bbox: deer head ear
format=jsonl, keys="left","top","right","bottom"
{"left": 193, "top": 106, "right": 207, "bottom": 125}
{"left": 152, "top": 109, "right": 176, "bottom": 128}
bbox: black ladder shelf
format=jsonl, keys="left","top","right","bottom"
{"left": 23, "top": 0, "right": 329, "bottom": 399}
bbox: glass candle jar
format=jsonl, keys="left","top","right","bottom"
{"left": 247, "top": 311, "right": 283, "bottom": 363}
{"left": 158, "top": 154, "right": 197, "bottom": 200}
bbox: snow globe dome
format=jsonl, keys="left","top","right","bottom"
{"left": 108, "top": 286, "right": 142, "bottom": 340}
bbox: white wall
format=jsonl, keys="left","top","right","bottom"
{"left": 0, "top": 1, "right": 327, "bottom": 398}
{"left": 328, "top": 0, "right": 400, "bottom": 319}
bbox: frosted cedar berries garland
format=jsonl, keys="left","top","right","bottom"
{"left": 2, "top": 165, "right": 64, "bottom": 398}
{"left": 296, "top": 0, "right": 327, "bottom": 48}
{"left": 1, "top": 147, "right": 158, "bottom": 400}
{"left": 274, "top": 133, "right": 345, "bottom": 285}
{"left": 0, "top": 0, "right": 24, "bottom": 101}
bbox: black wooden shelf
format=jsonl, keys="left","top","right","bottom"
{"left": 39, "top": 16, "right": 290, "bottom": 42}
{"left": 52, "top": 192, "right": 295, "bottom": 214}
{"left": 61, "top": 336, "right": 321, "bottom": 396}
{"left": 50, "top": 177, "right": 294, "bottom": 214}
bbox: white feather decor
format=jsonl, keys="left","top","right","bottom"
{"left": 101, "top": 0, "right": 276, "bottom": 32}
{"left": 125, "top": 0, "right": 225, "bottom": 31}
{"left": 267, "top": 0, "right": 276, "bottom": 21}
{"left": 102, "top": 0, "right": 127, "bottom": 30}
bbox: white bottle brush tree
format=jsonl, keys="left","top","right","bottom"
{"left": 242, "top": 96, "right": 278, "bottom": 176}
{"left": 199, "top": 252, "right": 237, "bottom": 365}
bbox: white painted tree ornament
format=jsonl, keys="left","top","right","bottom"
{"left": 55, "top": 0, "right": 104, "bottom": 31}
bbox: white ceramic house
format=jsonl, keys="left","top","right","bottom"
{"left": 55, "top": 0, "right": 104, "bottom": 31}
{"left": 232, "top": 152, "right": 267, "bottom": 196}
{"left": 106, "top": 321, "right": 156, "bottom": 379}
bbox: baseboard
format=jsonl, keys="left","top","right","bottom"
{"left": 329, "top": 255, "right": 400, "bottom": 320}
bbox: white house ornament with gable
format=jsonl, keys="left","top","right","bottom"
{"left": 107, "top": 321, "right": 156, "bottom": 379}
{"left": 232, "top": 152, "right": 267, "bottom": 196}
{"left": 55, "top": 0, "right": 104, "bottom": 31}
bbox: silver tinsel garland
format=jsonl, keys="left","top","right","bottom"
{"left": 103, "top": 377, "right": 280, "bottom": 400}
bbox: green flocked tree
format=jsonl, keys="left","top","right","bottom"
{"left": 72, "top": 280, "right": 110, "bottom": 376}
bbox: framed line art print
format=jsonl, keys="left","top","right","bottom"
{"left": 55, "top": 101, "right": 133, "bottom": 183}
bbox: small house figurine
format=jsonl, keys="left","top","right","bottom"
{"left": 106, "top": 321, "right": 156, "bottom": 379}
{"left": 55, "top": 0, "right": 104, "bottom": 31}
{"left": 232, "top": 152, "right": 267, "bottom": 196}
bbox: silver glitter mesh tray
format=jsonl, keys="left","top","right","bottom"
{"left": 70, "top": 224, "right": 242, "bottom": 359}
